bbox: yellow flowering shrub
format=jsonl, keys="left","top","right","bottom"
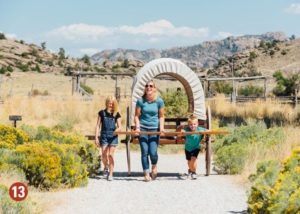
{"left": 0, "top": 124, "right": 29, "bottom": 147}
{"left": 15, "top": 143, "right": 62, "bottom": 189}
{"left": 21, "top": 125, "right": 101, "bottom": 177}
{"left": 248, "top": 148, "right": 300, "bottom": 213}
{"left": 1, "top": 125, "right": 99, "bottom": 189}
{"left": 44, "top": 141, "right": 88, "bottom": 188}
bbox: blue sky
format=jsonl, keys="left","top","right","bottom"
{"left": 0, "top": 0, "right": 300, "bottom": 57}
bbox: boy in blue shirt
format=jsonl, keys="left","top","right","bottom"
{"left": 182, "top": 115, "right": 207, "bottom": 179}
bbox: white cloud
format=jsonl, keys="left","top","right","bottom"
{"left": 44, "top": 20, "right": 210, "bottom": 57}
{"left": 214, "top": 32, "right": 233, "bottom": 39}
{"left": 6, "top": 33, "right": 17, "bottom": 39}
{"left": 80, "top": 48, "right": 102, "bottom": 56}
{"left": 285, "top": 3, "right": 300, "bottom": 14}
{"left": 46, "top": 20, "right": 209, "bottom": 42}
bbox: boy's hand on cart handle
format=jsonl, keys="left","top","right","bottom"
{"left": 160, "top": 129, "right": 165, "bottom": 137}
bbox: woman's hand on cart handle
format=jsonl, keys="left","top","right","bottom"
{"left": 134, "top": 128, "right": 140, "bottom": 136}
{"left": 160, "top": 129, "right": 165, "bottom": 137}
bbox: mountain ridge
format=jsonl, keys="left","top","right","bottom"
{"left": 91, "top": 32, "right": 291, "bottom": 69}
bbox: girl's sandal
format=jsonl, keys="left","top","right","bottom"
{"left": 151, "top": 167, "right": 157, "bottom": 180}
{"left": 143, "top": 175, "right": 151, "bottom": 182}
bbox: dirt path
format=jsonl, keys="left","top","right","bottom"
{"left": 45, "top": 151, "right": 247, "bottom": 214}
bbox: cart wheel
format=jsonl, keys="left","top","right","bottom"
{"left": 125, "top": 106, "right": 131, "bottom": 176}
{"left": 205, "top": 105, "right": 212, "bottom": 176}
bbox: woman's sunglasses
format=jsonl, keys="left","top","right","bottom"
{"left": 145, "top": 84, "right": 154, "bottom": 88}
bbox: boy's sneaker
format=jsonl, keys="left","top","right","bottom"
{"left": 187, "top": 169, "right": 192, "bottom": 179}
{"left": 191, "top": 172, "right": 197, "bottom": 180}
{"left": 107, "top": 175, "right": 113, "bottom": 181}
{"left": 103, "top": 168, "right": 108, "bottom": 176}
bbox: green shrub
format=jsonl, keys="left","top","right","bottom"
{"left": 0, "top": 185, "right": 33, "bottom": 214}
{"left": 0, "top": 66, "right": 7, "bottom": 74}
{"left": 270, "top": 50, "right": 275, "bottom": 56}
{"left": 247, "top": 149, "right": 300, "bottom": 213}
{"left": 16, "top": 62, "right": 29, "bottom": 72}
{"left": 273, "top": 71, "right": 299, "bottom": 96}
{"left": 214, "top": 143, "right": 248, "bottom": 174}
{"left": 0, "top": 163, "right": 27, "bottom": 183}
{"left": 249, "top": 51, "right": 257, "bottom": 62}
{"left": 31, "top": 49, "right": 39, "bottom": 57}
{"left": 45, "top": 60, "right": 53, "bottom": 66}
{"left": 212, "top": 81, "right": 233, "bottom": 95}
{"left": 281, "top": 49, "right": 287, "bottom": 55}
{"left": 52, "top": 112, "right": 79, "bottom": 132}
{"left": 21, "top": 52, "right": 29, "bottom": 58}
{"left": 238, "top": 84, "right": 264, "bottom": 96}
{"left": 94, "top": 66, "right": 107, "bottom": 73}
{"left": 35, "top": 57, "right": 43, "bottom": 64}
{"left": 80, "top": 83, "right": 94, "bottom": 95}
{"left": 112, "top": 64, "right": 120, "bottom": 69}
{"left": 213, "top": 121, "right": 284, "bottom": 174}
{"left": 160, "top": 89, "right": 189, "bottom": 118}
{"left": 7, "top": 65, "right": 13, "bottom": 72}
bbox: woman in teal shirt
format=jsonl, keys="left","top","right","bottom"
{"left": 134, "top": 80, "right": 165, "bottom": 182}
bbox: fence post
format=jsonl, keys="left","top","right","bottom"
{"left": 207, "top": 80, "right": 210, "bottom": 97}
{"left": 264, "top": 78, "right": 267, "bottom": 101}
{"left": 295, "top": 89, "right": 298, "bottom": 108}
{"left": 76, "top": 74, "right": 80, "bottom": 93}
{"left": 115, "top": 75, "right": 119, "bottom": 100}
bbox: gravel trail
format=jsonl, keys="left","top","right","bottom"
{"left": 45, "top": 150, "right": 247, "bottom": 214}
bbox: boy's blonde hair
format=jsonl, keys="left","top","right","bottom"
{"left": 142, "top": 80, "right": 157, "bottom": 102}
{"left": 188, "top": 115, "right": 198, "bottom": 123}
{"left": 105, "top": 96, "right": 118, "bottom": 115}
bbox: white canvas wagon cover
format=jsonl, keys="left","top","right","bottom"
{"left": 131, "top": 58, "right": 206, "bottom": 125}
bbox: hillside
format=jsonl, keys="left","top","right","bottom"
{"left": 209, "top": 38, "right": 300, "bottom": 77}
{"left": 0, "top": 35, "right": 144, "bottom": 76}
{"left": 91, "top": 32, "right": 291, "bottom": 69}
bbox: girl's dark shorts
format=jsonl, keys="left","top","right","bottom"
{"left": 185, "top": 149, "right": 200, "bottom": 160}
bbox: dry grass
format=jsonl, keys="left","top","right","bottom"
{"left": 0, "top": 95, "right": 131, "bottom": 134}
{"left": 239, "top": 126, "right": 300, "bottom": 184}
{"left": 209, "top": 94, "right": 296, "bottom": 124}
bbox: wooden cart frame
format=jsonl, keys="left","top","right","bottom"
{"left": 121, "top": 58, "right": 212, "bottom": 176}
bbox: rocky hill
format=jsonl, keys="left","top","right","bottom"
{"left": 208, "top": 38, "right": 300, "bottom": 78}
{"left": 0, "top": 35, "right": 144, "bottom": 76}
{"left": 91, "top": 32, "right": 291, "bottom": 69}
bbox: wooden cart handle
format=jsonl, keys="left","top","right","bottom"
{"left": 114, "top": 130, "right": 229, "bottom": 136}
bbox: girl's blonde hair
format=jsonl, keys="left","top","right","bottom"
{"left": 142, "top": 80, "right": 157, "bottom": 102}
{"left": 105, "top": 96, "right": 118, "bottom": 114}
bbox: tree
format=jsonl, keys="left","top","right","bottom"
{"left": 58, "top": 48, "right": 65, "bottom": 60}
{"left": 81, "top": 54, "right": 90, "bottom": 65}
{"left": 121, "top": 59, "right": 129, "bottom": 68}
{"left": 0, "top": 33, "right": 6, "bottom": 40}
{"left": 273, "top": 71, "right": 299, "bottom": 96}
{"left": 41, "top": 42, "right": 46, "bottom": 50}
